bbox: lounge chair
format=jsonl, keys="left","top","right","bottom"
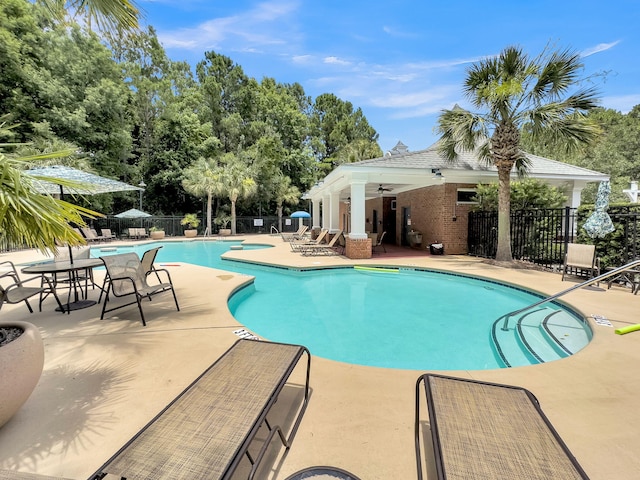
{"left": 290, "top": 229, "right": 328, "bottom": 252}
{"left": 561, "top": 243, "right": 600, "bottom": 282}
{"left": 79, "top": 227, "right": 105, "bottom": 243}
{"left": 372, "top": 231, "right": 387, "bottom": 253}
{"left": 99, "top": 252, "right": 179, "bottom": 326}
{"left": 0, "top": 261, "right": 64, "bottom": 313}
{"left": 281, "top": 225, "right": 308, "bottom": 242}
{"left": 90, "top": 339, "right": 311, "bottom": 480}
{"left": 299, "top": 230, "right": 343, "bottom": 256}
{"left": 126, "top": 227, "right": 148, "bottom": 240}
{"left": 100, "top": 228, "right": 116, "bottom": 241}
{"left": 415, "top": 374, "right": 590, "bottom": 480}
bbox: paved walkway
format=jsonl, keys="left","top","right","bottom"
{"left": 0, "top": 236, "right": 639, "bottom": 479}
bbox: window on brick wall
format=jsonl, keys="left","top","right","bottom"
{"left": 456, "top": 188, "right": 478, "bottom": 204}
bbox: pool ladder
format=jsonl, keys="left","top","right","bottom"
{"left": 493, "top": 260, "right": 640, "bottom": 366}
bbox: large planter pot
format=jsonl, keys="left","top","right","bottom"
{"left": 218, "top": 229, "right": 231, "bottom": 236}
{"left": 0, "top": 321, "right": 44, "bottom": 428}
{"left": 184, "top": 229, "right": 197, "bottom": 238}
{"left": 150, "top": 230, "right": 165, "bottom": 240}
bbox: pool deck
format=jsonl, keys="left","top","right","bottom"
{"left": 1, "top": 235, "right": 639, "bottom": 479}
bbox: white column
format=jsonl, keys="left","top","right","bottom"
{"left": 349, "top": 180, "right": 367, "bottom": 240}
{"left": 312, "top": 199, "right": 321, "bottom": 229}
{"left": 322, "top": 194, "right": 330, "bottom": 229}
{"left": 569, "top": 181, "right": 588, "bottom": 208}
{"left": 330, "top": 191, "right": 341, "bottom": 233}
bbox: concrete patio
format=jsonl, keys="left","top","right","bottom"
{"left": 0, "top": 235, "right": 639, "bottom": 479}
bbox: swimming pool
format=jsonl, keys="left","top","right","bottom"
{"left": 93, "top": 241, "right": 591, "bottom": 370}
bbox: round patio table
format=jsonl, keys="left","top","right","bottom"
{"left": 284, "top": 466, "right": 361, "bottom": 480}
{"left": 22, "top": 258, "right": 103, "bottom": 312}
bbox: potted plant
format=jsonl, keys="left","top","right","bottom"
{"left": 149, "top": 225, "right": 165, "bottom": 240}
{"left": 0, "top": 321, "right": 45, "bottom": 428}
{"left": 181, "top": 214, "right": 200, "bottom": 238}
{"left": 215, "top": 214, "right": 232, "bottom": 236}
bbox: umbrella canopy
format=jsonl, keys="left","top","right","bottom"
{"left": 583, "top": 181, "right": 615, "bottom": 238}
{"left": 25, "top": 165, "right": 142, "bottom": 196}
{"left": 290, "top": 211, "right": 311, "bottom": 218}
{"left": 115, "top": 208, "right": 151, "bottom": 219}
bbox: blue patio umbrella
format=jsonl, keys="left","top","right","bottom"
{"left": 114, "top": 208, "right": 151, "bottom": 219}
{"left": 583, "top": 181, "right": 615, "bottom": 238}
{"left": 290, "top": 210, "right": 311, "bottom": 228}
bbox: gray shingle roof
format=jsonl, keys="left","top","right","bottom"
{"left": 353, "top": 143, "right": 607, "bottom": 178}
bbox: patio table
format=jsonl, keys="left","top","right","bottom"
{"left": 22, "top": 258, "right": 103, "bottom": 312}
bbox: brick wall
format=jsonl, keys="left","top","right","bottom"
{"left": 345, "top": 237, "right": 372, "bottom": 259}
{"left": 387, "top": 183, "right": 476, "bottom": 254}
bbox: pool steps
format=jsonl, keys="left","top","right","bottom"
{"left": 492, "top": 306, "right": 591, "bottom": 367}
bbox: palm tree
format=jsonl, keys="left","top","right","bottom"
{"left": 272, "top": 174, "right": 301, "bottom": 233}
{"left": 40, "top": 0, "right": 140, "bottom": 33}
{"left": 437, "top": 46, "right": 600, "bottom": 262}
{"left": 182, "top": 157, "right": 225, "bottom": 237}
{"left": 0, "top": 152, "right": 99, "bottom": 253}
{"left": 219, "top": 153, "right": 257, "bottom": 235}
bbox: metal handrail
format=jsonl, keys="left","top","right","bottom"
{"left": 500, "top": 259, "right": 640, "bottom": 331}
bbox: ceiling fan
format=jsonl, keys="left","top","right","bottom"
{"left": 377, "top": 184, "right": 393, "bottom": 194}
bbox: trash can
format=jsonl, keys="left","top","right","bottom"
{"left": 407, "top": 230, "right": 423, "bottom": 247}
{"left": 430, "top": 243, "right": 444, "bottom": 255}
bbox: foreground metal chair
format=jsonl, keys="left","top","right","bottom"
{"left": 100, "top": 252, "right": 179, "bottom": 326}
{"left": 90, "top": 339, "right": 311, "bottom": 480}
{"left": 415, "top": 374, "right": 589, "bottom": 480}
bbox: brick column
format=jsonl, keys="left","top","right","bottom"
{"left": 346, "top": 237, "right": 372, "bottom": 259}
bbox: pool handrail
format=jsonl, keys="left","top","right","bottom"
{"left": 500, "top": 259, "right": 640, "bottom": 331}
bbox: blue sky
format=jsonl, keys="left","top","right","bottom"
{"left": 138, "top": 0, "right": 640, "bottom": 154}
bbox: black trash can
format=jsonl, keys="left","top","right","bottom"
{"left": 429, "top": 243, "right": 444, "bottom": 255}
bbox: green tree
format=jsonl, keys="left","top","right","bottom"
{"left": 218, "top": 153, "right": 257, "bottom": 235}
{"left": 182, "top": 156, "right": 225, "bottom": 236}
{"left": 311, "top": 93, "right": 381, "bottom": 174}
{"left": 271, "top": 174, "right": 301, "bottom": 232}
{"left": 437, "top": 46, "right": 600, "bottom": 262}
{"left": 473, "top": 179, "right": 567, "bottom": 211}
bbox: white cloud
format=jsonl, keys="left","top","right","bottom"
{"left": 324, "top": 56, "right": 351, "bottom": 66}
{"left": 601, "top": 94, "right": 640, "bottom": 113}
{"left": 581, "top": 41, "right": 620, "bottom": 57}
{"left": 158, "top": 0, "right": 300, "bottom": 51}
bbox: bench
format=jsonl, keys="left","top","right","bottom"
{"left": 415, "top": 374, "right": 589, "bottom": 480}
{"left": 91, "top": 339, "right": 311, "bottom": 480}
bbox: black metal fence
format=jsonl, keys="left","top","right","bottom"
{"left": 0, "top": 215, "right": 309, "bottom": 253}
{"left": 92, "top": 215, "right": 304, "bottom": 238}
{"left": 468, "top": 206, "right": 640, "bottom": 270}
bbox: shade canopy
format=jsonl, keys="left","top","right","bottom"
{"left": 290, "top": 211, "right": 311, "bottom": 218}
{"left": 583, "top": 181, "right": 615, "bottom": 238}
{"left": 115, "top": 208, "right": 151, "bottom": 219}
{"left": 25, "top": 165, "right": 142, "bottom": 196}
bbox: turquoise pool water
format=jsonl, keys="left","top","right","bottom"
{"left": 93, "top": 241, "right": 588, "bottom": 370}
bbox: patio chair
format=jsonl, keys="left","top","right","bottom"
{"left": 372, "top": 231, "right": 387, "bottom": 253}
{"left": 45, "top": 246, "right": 95, "bottom": 305}
{"left": 415, "top": 374, "right": 590, "bottom": 480}
{"left": 290, "top": 229, "right": 328, "bottom": 252}
{"left": 100, "top": 252, "right": 179, "bottom": 326}
{"left": 561, "top": 243, "right": 600, "bottom": 282}
{"left": 0, "top": 261, "right": 64, "bottom": 313}
{"left": 300, "top": 230, "right": 343, "bottom": 256}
